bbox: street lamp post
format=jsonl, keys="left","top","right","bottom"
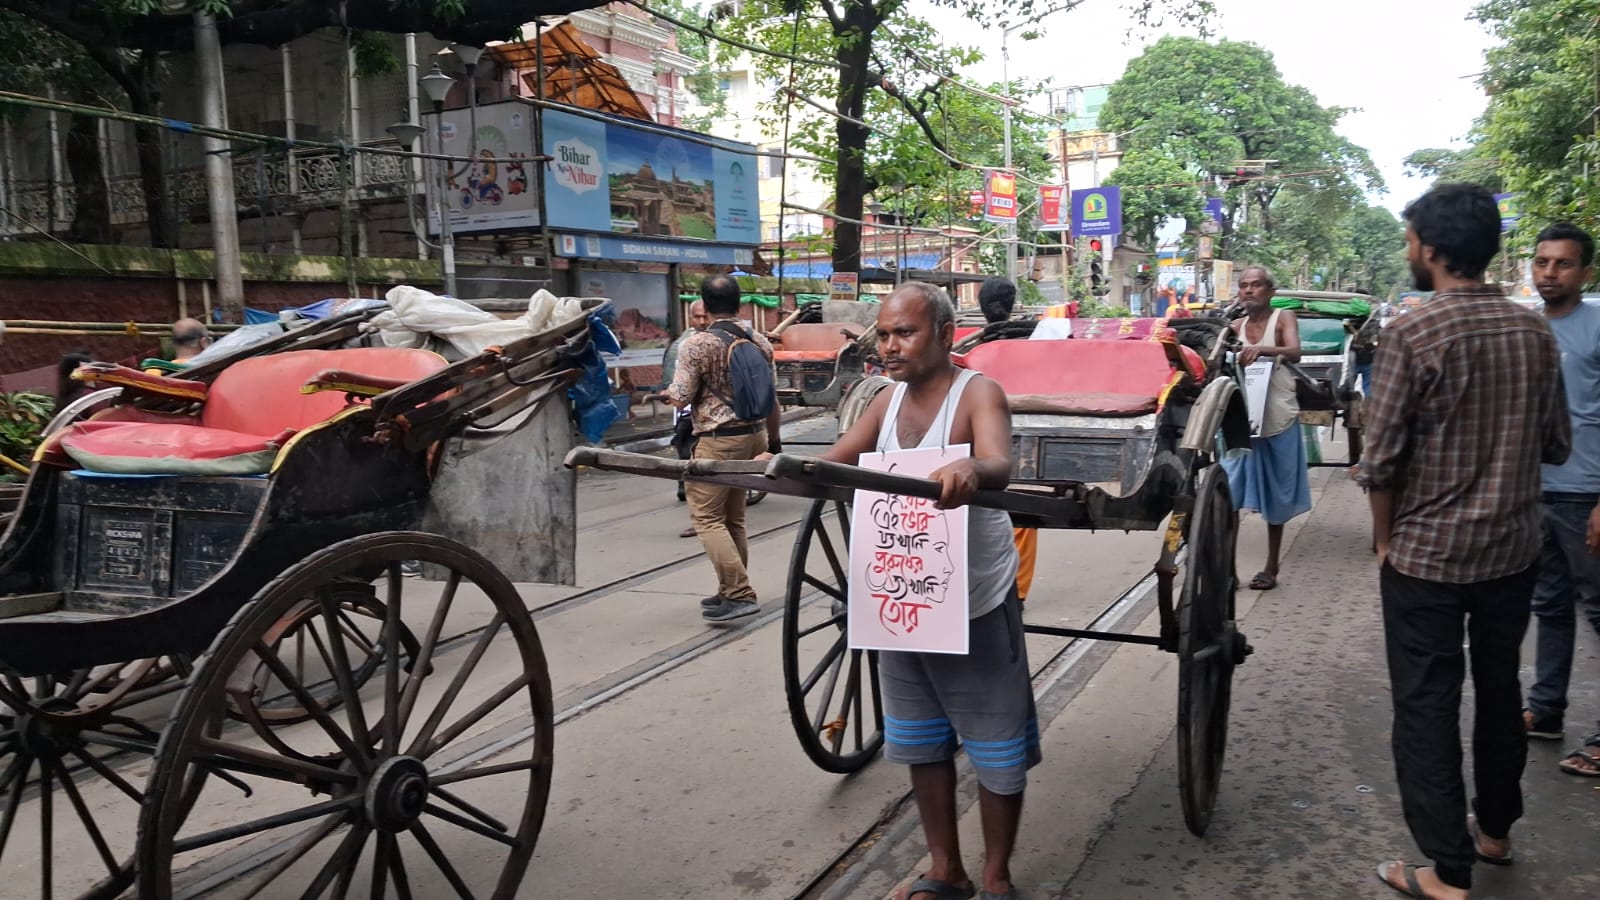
{"left": 419, "top": 63, "right": 457, "bottom": 296}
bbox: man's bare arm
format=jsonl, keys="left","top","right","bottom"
{"left": 1370, "top": 489, "right": 1394, "bottom": 567}
{"left": 962, "top": 376, "right": 1014, "bottom": 489}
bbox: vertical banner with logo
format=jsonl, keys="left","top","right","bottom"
{"left": 983, "top": 170, "right": 1018, "bottom": 223}
{"left": 1071, "top": 186, "right": 1123, "bottom": 237}
{"left": 1038, "top": 185, "right": 1069, "bottom": 232}
{"left": 1204, "top": 197, "right": 1226, "bottom": 228}
{"left": 1494, "top": 193, "right": 1521, "bottom": 233}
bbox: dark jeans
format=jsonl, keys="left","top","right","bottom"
{"left": 1354, "top": 361, "right": 1373, "bottom": 395}
{"left": 1382, "top": 562, "right": 1535, "bottom": 891}
{"left": 1528, "top": 495, "right": 1600, "bottom": 722}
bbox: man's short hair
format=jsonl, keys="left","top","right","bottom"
{"left": 977, "top": 277, "right": 1017, "bottom": 324}
{"left": 171, "top": 318, "right": 209, "bottom": 349}
{"left": 700, "top": 274, "right": 742, "bottom": 316}
{"left": 1240, "top": 265, "right": 1276, "bottom": 290}
{"left": 889, "top": 282, "right": 956, "bottom": 333}
{"left": 1402, "top": 183, "right": 1501, "bottom": 280}
{"left": 1535, "top": 222, "right": 1596, "bottom": 267}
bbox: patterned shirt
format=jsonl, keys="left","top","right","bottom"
{"left": 665, "top": 318, "right": 775, "bottom": 434}
{"left": 1360, "top": 284, "right": 1570, "bottom": 583}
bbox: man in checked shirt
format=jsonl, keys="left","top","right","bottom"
{"left": 1364, "top": 183, "right": 1570, "bottom": 900}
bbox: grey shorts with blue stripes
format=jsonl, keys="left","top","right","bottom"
{"left": 880, "top": 590, "right": 1040, "bottom": 795}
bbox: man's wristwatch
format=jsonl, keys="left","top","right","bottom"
{"left": 768, "top": 444, "right": 782, "bottom": 455}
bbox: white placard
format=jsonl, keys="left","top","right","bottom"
{"left": 848, "top": 444, "right": 971, "bottom": 654}
{"left": 1242, "top": 358, "right": 1275, "bottom": 437}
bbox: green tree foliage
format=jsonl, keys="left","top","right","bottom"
{"left": 720, "top": 0, "right": 1056, "bottom": 269}
{"left": 716, "top": 0, "right": 1211, "bottom": 271}
{"left": 1099, "top": 36, "right": 1380, "bottom": 258}
{"left": 1459, "top": 0, "right": 1600, "bottom": 244}
{"left": 1101, "top": 149, "right": 1203, "bottom": 248}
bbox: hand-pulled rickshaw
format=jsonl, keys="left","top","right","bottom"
{"left": 570, "top": 312, "right": 1257, "bottom": 836}
{"left": 767, "top": 300, "right": 880, "bottom": 409}
{"left": 1268, "top": 290, "right": 1378, "bottom": 467}
{"left": 0, "top": 298, "right": 601, "bottom": 898}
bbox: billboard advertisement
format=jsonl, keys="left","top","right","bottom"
{"left": 1071, "top": 186, "right": 1123, "bottom": 237}
{"left": 424, "top": 101, "right": 762, "bottom": 244}
{"left": 543, "top": 107, "right": 761, "bottom": 245}
{"left": 427, "top": 102, "right": 540, "bottom": 235}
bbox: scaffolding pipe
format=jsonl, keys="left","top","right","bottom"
{"left": 195, "top": 11, "right": 244, "bottom": 321}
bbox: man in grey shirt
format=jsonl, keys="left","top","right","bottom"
{"left": 1524, "top": 222, "right": 1600, "bottom": 778}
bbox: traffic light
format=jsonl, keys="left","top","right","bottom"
{"left": 1088, "top": 238, "right": 1105, "bottom": 295}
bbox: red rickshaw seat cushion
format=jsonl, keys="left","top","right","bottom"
{"left": 772, "top": 349, "right": 845, "bottom": 362}
{"left": 57, "top": 348, "right": 448, "bottom": 474}
{"left": 953, "top": 339, "right": 1190, "bottom": 417}
{"left": 775, "top": 322, "right": 863, "bottom": 354}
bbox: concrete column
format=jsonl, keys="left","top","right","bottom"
{"left": 347, "top": 43, "right": 364, "bottom": 186}
{"left": 195, "top": 11, "right": 245, "bottom": 319}
{"left": 45, "top": 85, "right": 64, "bottom": 231}
{"left": 281, "top": 43, "right": 303, "bottom": 252}
{"left": 405, "top": 33, "right": 426, "bottom": 260}
{"left": 0, "top": 116, "right": 12, "bottom": 222}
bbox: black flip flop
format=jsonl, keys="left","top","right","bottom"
{"left": 1249, "top": 571, "right": 1278, "bottom": 591}
{"left": 906, "top": 877, "right": 976, "bottom": 900}
{"left": 1375, "top": 862, "right": 1431, "bottom": 899}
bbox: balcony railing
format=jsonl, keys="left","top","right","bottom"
{"left": 0, "top": 141, "right": 414, "bottom": 237}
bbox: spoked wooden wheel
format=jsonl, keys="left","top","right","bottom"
{"left": 1176, "top": 464, "right": 1248, "bottom": 837}
{"left": 782, "top": 500, "right": 884, "bottom": 774}
{"left": 0, "top": 658, "right": 189, "bottom": 899}
{"left": 226, "top": 585, "right": 422, "bottom": 726}
{"left": 137, "top": 532, "right": 555, "bottom": 899}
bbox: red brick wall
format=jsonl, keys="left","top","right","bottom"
{"left": 0, "top": 276, "right": 386, "bottom": 376}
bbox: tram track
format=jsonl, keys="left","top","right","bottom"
{"left": 789, "top": 560, "right": 1175, "bottom": 900}
{"left": 176, "top": 545, "right": 1173, "bottom": 899}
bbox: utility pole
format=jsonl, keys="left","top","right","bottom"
{"left": 1001, "top": 27, "right": 1016, "bottom": 283}
{"left": 195, "top": 11, "right": 244, "bottom": 321}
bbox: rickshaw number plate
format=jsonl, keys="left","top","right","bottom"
{"left": 101, "top": 520, "right": 148, "bottom": 580}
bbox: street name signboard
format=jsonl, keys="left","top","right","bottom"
{"left": 829, "top": 272, "right": 860, "bottom": 303}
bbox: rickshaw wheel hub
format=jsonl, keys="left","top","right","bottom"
{"left": 364, "top": 756, "right": 430, "bottom": 833}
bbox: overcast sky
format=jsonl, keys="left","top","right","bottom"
{"left": 914, "top": 0, "right": 1495, "bottom": 214}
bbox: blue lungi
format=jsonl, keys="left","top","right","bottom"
{"left": 1222, "top": 426, "right": 1312, "bottom": 525}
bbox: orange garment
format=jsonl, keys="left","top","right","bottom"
{"left": 1014, "top": 527, "right": 1038, "bottom": 600}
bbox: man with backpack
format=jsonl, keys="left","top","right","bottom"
{"left": 662, "top": 274, "right": 783, "bottom": 623}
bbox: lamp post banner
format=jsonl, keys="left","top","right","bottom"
{"left": 1070, "top": 186, "right": 1122, "bottom": 237}
{"left": 983, "top": 170, "right": 1018, "bottom": 223}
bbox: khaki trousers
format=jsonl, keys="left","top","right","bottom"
{"left": 687, "top": 429, "right": 766, "bottom": 601}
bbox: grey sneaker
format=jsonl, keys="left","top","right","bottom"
{"left": 702, "top": 599, "right": 758, "bottom": 623}
{"left": 701, "top": 595, "right": 725, "bottom": 609}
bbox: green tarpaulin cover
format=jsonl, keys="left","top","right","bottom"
{"left": 1271, "top": 296, "right": 1372, "bottom": 318}
{"left": 678, "top": 292, "right": 781, "bottom": 308}
{"left": 1298, "top": 318, "right": 1348, "bottom": 355}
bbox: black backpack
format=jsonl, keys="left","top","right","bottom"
{"left": 706, "top": 321, "right": 776, "bottom": 421}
